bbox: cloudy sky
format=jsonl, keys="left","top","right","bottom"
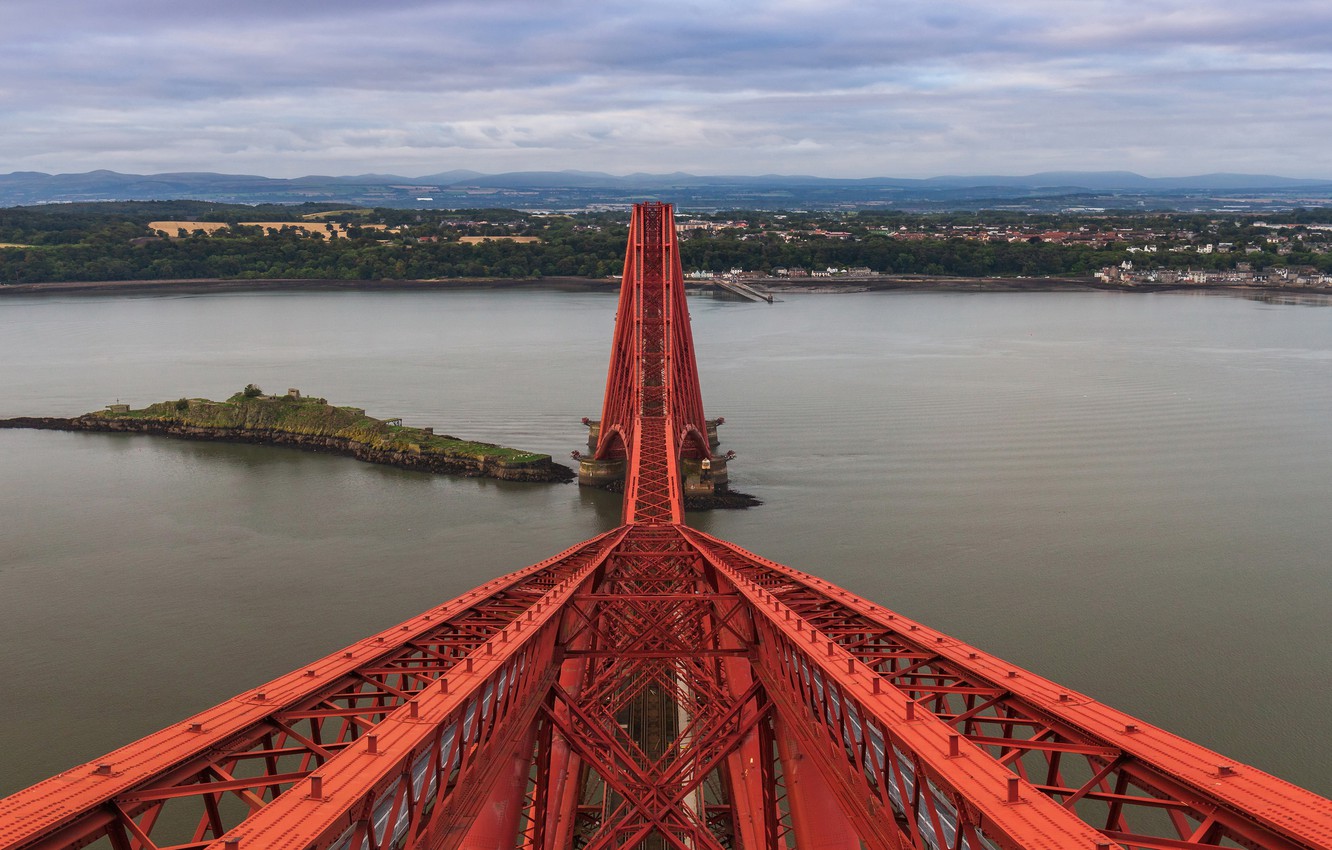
{"left": 4, "top": 0, "right": 1331, "bottom": 179}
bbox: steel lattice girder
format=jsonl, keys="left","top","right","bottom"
{"left": 533, "top": 526, "right": 773, "bottom": 850}
{"left": 594, "top": 202, "right": 708, "bottom": 488}
{"left": 155, "top": 534, "right": 631, "bottom": 850}
{"left": 0, "top": 530, "right": 627, "bottom": 850}
{"left": 681, "top": 526, "right": 1332, "bottom": 850}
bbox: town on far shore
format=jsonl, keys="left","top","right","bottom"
{"left": 673, "top": 216, "right": 1332, "bottom": 289}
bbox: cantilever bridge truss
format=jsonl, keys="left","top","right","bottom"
{"left": 3, "top": 203, "right": 1331, "bottom": 850}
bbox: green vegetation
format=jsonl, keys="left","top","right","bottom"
{"left": 3, "top": 201, "right": 1332, "bottom": 284}
{"left": 99, "top": 389, "right": 549, "bottom": 465}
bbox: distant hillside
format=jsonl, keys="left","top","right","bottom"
{"left": 3, "top": 169, "right": 1330, "bottom": 211}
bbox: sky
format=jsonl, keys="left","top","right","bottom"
{"left": 4, "top": 0, "right": 1332, "bottom": 180}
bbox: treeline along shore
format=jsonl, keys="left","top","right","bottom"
{"left": 4, "top": 201, "right": 1332, "bottom": 289}
{"left": 0, "top": 275, "right": 1326, "bottom": 298}
{"left": 0, "top": 389, "right": 575, "bottom": 484}
{"left": 0, "top": 276, "right": 614, "bottom": 296}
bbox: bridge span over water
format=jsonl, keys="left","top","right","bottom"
{"left": 2, "top": 203, "right": 1331, "bottom": 850}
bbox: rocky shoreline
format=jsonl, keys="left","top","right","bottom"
{"left": 0, "top": 415, "right": 576, "bottom": 483}
{"left": 684, "top": 489, "right": 763, "bottom": 511}
{"left": 0, "top": 415, "right": 768, "bottom": 508}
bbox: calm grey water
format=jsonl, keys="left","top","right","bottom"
{"left": 1, "top": 289, "right": 1330, "bottom": 797}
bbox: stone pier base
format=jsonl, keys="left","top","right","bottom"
{"left": 579, "top": 417, "right": 728, "bottom": 493}
{"left": 578, "top": 457, "right": 626, "bottom": 487}
{"left": 681, "top": 457, "right": 728, "bottom": 495}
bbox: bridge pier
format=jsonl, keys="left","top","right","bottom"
{"left": 577, "top": 456, "right": 625, "bottom": 486}
{"left": 579, "top": 418, "right": 727, "bottom": 493}
{"left": 680, "top": 456, "right": 728, "bottom": 494}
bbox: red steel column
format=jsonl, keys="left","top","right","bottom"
{"left": 717, "top": 587, "right": 772, "bottom": 849}
{"left": 593, "top": 205, "right": 643, "bottom": 461}
{"left": 541, "top": 654, "right": 592, "bottom": 847}
{"left": 460, "top": 722, "right": 539, "bottom": 850}
{"left": 775, "top": 714, "right": 867, "bottom": 850}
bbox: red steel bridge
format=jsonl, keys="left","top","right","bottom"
{"left": 3, "top": 202, "right": 1331, "bottom": 850}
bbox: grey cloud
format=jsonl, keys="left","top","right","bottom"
{"left": 2, "top": 0, "right": 1332, "bottom": 176}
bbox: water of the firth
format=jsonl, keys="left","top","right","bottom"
{"left": 1, "top": 289, "right": 1329, "bottom": 798}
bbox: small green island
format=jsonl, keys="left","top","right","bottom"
{"left": 0, "top": 385, "right": 575, "bottom": 483}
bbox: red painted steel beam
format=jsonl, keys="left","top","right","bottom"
{"left": 186, "top": 535, "right": 625, "bottom": 850}
{"left": 537, "top": 525, "right": 762, "bottom": 849}
{"left": 682, "top": 525, "right": 1332, "bottom": 850}
{"left": 594, "top": 202, "right": 705, "bottom": 525}
{"left": 691, "top": 533, "right": 1123, "bottom": 849}
{"left": 0, "top": 529, "right": 626, "bottom": 850}
{"left": 774, "top": 713, "right": 865, "bottom": 850}
{"left": 531, "top": 652, "right": 589, "bottom": 850}
{"left": 459, "top": 722, "right": 538, "bottom": 850}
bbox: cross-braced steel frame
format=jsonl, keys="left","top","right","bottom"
{"left": 3, "top": 203, "right": 1331, "bottom": 850}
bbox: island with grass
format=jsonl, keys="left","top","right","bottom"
{"left": 0, "top": 385, "right": 575, "bottom": 483}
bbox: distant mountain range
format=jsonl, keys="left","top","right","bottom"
{"left": 3, "top": 169, "right": 1331, "bottom": 211}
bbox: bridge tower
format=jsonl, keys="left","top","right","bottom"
{"left": 3, "top": 203, "right": 1332, "bottom": 850}
{"left": 578, "top": 202, "right": 726, "bottom": 500}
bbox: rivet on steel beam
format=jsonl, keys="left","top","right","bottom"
{"left": 948, "top": 735, "right": 961, "bottom": 758}
{"left": 189, "top": 722, "right": 204, "bottom": 733}
{"left": 367, "top": 735, "right": 378, "bottom": 755}
{"left": 94, "top": 764, "right": 112, "bottom": 775}
{"left": 410, "top": 702, "right": 419, "bottom": 719}
{"left": 310, "top": 775, "right": 324, "bottom": 800}
{"left": 1006, "top": 777, "right": 1020, "bottom": 804}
